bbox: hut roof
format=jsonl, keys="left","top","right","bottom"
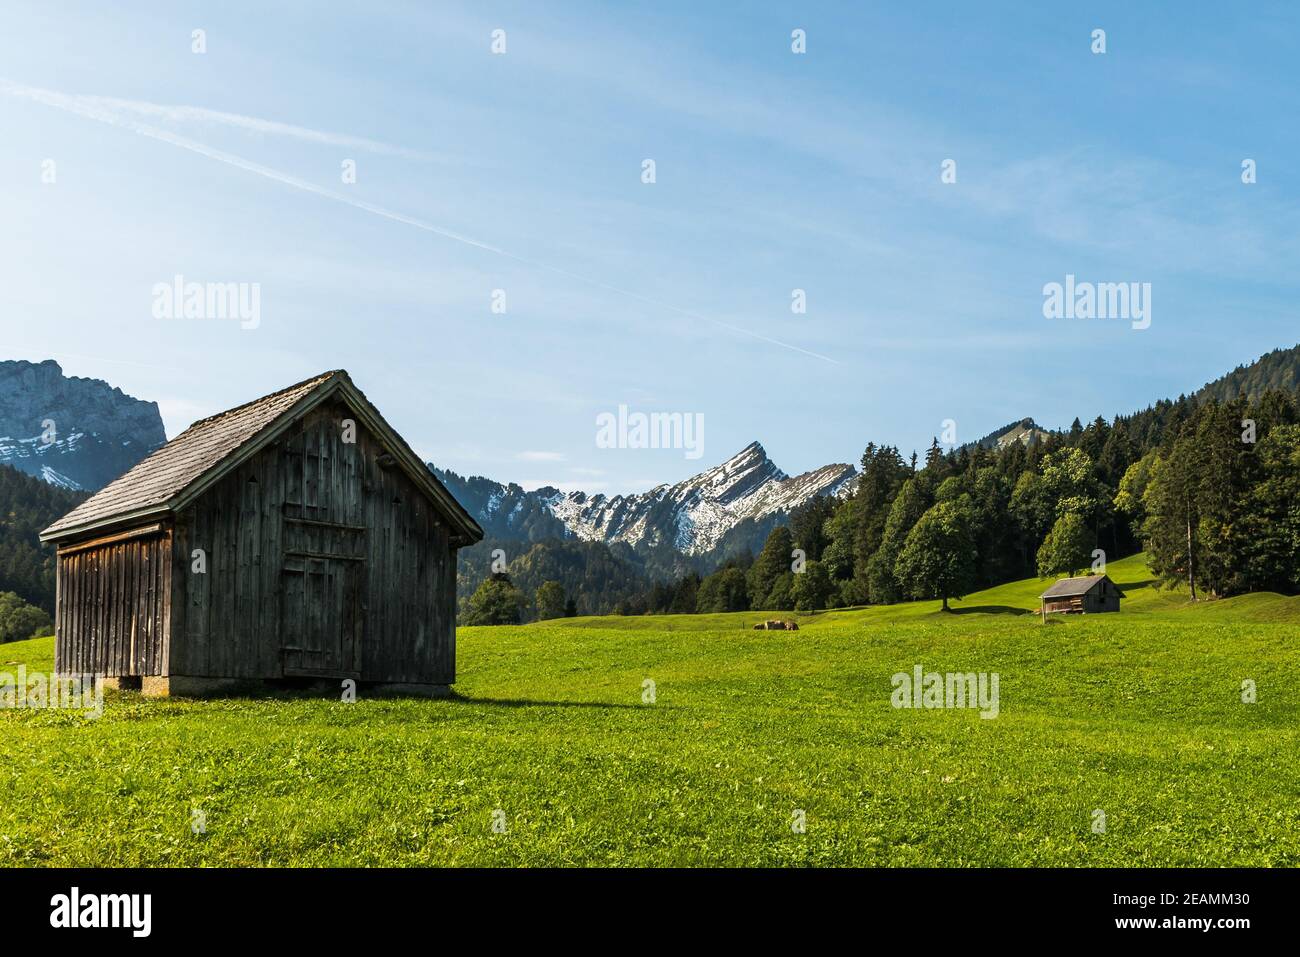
{"left": 40, "top": 370, "right": 484, "bottom": 546}
{"left": 1040, "top": 574, "right": 1125, "bottom": 599}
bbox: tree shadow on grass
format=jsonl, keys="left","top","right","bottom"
{"left": 1116, "top": 578, "right": 1157, "bottom": 593}
{"left": 947, "top": 605, "right": 1035, "bottom": 616}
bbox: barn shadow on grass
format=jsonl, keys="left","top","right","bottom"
{"left": 154, "top": 683, "right": 664, "bottom": 707}
{"left": 448, "top": 692, "right": 659, "bottom": 710}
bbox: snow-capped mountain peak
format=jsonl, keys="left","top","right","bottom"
{"left": 694, "top": 441, "right": 786, "bottom": 504}
{"left": 433, "top": 442, "right": 856, "bottom": 556}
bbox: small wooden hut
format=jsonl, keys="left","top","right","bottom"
{"left": 1039, "top": 575, "right": 1124, "bottom": 618}
{"left": 39, "top": 370, "right": 483, "bottom": 696}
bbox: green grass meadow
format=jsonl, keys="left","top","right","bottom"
{"left": 2, "top": 553, "right": 1297, "bottom": 867}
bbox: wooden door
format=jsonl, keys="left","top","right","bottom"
{"left": 281, "top": 554, "right": 364, "bottom": 677}
{"left": 277, "top": 410, "right": 367, "bottom": 678}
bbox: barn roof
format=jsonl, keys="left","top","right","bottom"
{"left": 40, "top": 370, "right": 484, "bottom": 546}
{"left": 1040, "top": 574, "right": 1124, "bottom": 599}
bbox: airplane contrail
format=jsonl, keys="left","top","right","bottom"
{"left": 2, "top": 79, "right": 838, "bottom": 364}
{"left": 68, "top": 96, "right": 439, "bottom": 159}
{"left": 0, "top": 82, "right": 438, "bottom": 159}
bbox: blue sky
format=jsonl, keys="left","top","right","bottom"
{"left": 3, "top": 1, "right": 1298, "bottom": 494}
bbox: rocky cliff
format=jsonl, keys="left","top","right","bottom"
{"left": 0, "top": 359, "right": 166, "bottom": 491}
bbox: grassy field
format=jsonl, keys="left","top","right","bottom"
{"left": 2, "top": 553, "right": 1297, "bottom": 867}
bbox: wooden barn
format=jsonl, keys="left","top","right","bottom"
{"left": 1039, "top": 574, "right": 1124, "bottom": 617}
{"left": 39, "top": 370, "right": 483, "bottom": 696}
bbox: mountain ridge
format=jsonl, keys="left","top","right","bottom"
{"left": 0, "top": 359, "right": 166, "bottom": 491}
{"left": 434, "top": 440, "right": 856, "bottom": 557}
{"left": 9, "top": 341, "right": 1300, "bottom": 550}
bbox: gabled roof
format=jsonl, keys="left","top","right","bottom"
{"left": 1040, "top": 574, "right": 1125, "bottom": 599}
{"left": 40, "top": 371, "right": 483, "bottom": 546}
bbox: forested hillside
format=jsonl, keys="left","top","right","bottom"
{"left": 1197, "top": 345, "right": 1300, "bottom": 403}
{"left": 0, "top": 464, "right": 84, "bottom": 610}
{"left": 431, "top": 468, "right": 571, "bottom": 542}
{"left": 684, "top": 385, "right": 1300, "bottom": 615}
{"left": 455, "top": 537, "right": 657, "bottom": 623}
{"left": 0, "top": 464, "right": 86, "bottom": 639}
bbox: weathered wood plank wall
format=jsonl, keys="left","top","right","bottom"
{"left": 54, "top": 529, "right": 172, "bottom": 677}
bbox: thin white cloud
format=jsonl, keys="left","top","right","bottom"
{"left": 1, "top": 78, "right": 837, "bottom": 365}
{"left": 518, "top": 479, "right": 607, "bottom": 493}
{"left": 0, "top": 78, "right": 507, "bottom": 250}
{"left": 517, "top": 450, "right": 566, "bottom": 462}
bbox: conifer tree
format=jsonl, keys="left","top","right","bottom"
{"left": 748, "top": 526, "right": 795, "bottom": 609}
